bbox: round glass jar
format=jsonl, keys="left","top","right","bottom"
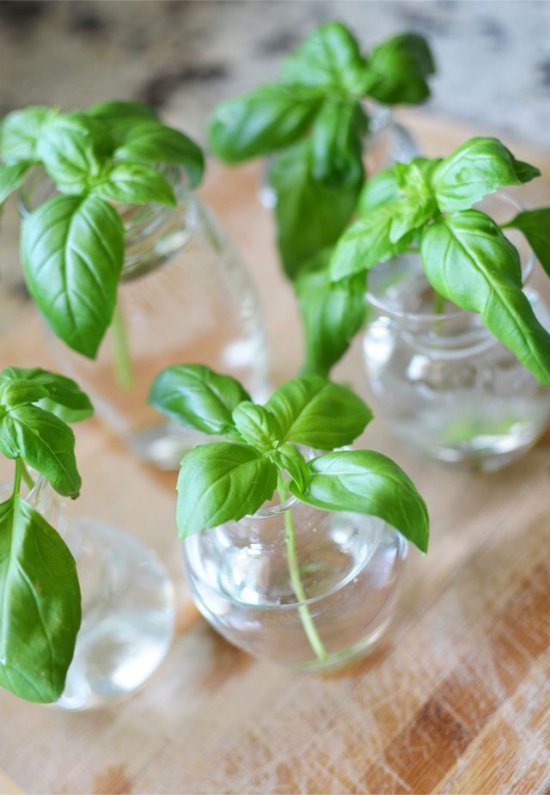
{"left": 182, "top": 494, "right": 408, "bottom": 672}
{"left": 1, "top": 469, "right": 175, "bottom": 711}
{"left": 258, "top": 102, "right": 418, "bottom": 208}
{"left": 363, "top": 194, "right": 550, "bottom": 471}
{"left": 19, "top": 169, "right": 269, "bottom": 470}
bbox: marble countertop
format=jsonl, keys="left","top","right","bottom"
{"left": 1, "top": 0, "right": 550, "bottom": 149}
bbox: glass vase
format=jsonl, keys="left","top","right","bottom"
{"left": 181, "top": 493, "right": 408, "bottom": 672}
{"left": 362, "top": 194, "right": 550, "bottom": 471}
{"left": 258, "top": 101, "right": 418, "bottom": 209}
{"left": 21, "top": 170, "right": 269, "bottom": 469}
{"left": 16, "top": 473, "right": 175, "bottom": 711}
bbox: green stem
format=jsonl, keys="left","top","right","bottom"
{"left": 110, "top": 303, "right": 135, "bottom": 389}
{"left": 12, "top": 459, "right": 22, "bottom": 501}
{"left": 20, "top": 460, "right": 34, "bottom": 491}
{"left": 278, "top": 477, "right": 328, "bottom": 663}
{"left": 433, "top": 291, "right": 445, "bottom": 316}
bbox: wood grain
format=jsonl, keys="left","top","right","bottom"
{"left": 0, "top": 111, "right": 549, "bottom": 794}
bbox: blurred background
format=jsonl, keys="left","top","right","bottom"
{"left": 1, "top": 0, "right": 550, "bottom": 148}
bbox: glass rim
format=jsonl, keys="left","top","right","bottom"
{"left": 184, "top": 513, "right": 391, "bottom": 611}
{"left": 364, "top": 191, "right": 535, "bottom": 324}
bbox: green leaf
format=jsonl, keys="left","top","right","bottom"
{"left": 0, "top": 496, "right": 80, "bottom": 703}
{"left": 0, "top": 162, "right": 30, "bottom": 205}
{"left": 389, "top": 159, "right": 439, "bottom": 241}
{"left": 363, "top": 33, "right": 435, "bottom": 105}
{"left": 281, "top": 21, "right": 367, "bottom": 96}
{"left": 291, "top": 450, "right": 430, "bottom": 552}
{"left": 504, "top": 208, "right": 550, "bottom": 278}
{"left": 208, "top": 84, "right": 322, "bottom": 164}
{"left": 0, "top": 404, "right": 81, "bottom": 497}
{"left": 93, "top": 161, "right": 176, "bottom": 207}
{"left": 357, "top": 168, "right": 400, "bottom": 215}
{"left": 36, "top": 112, "right": 107, "bottom": 194}
{"left": 432, "top": 137, "right": 540, "bottom": 212}
{"left": 0, "top": 106, "right": 58, "bottom": 164}
{"left": 21, "top": 194, "right": 124, "bottom": 359}
{"left": 177, "top": 443, "right": 277, "bottom": 536}
{"left": 265, "top": 376, "right": 372, "bottom": 450}
{"left": 0, "top": 367, "right": 93, "bottom": 423}
{"left": 0, "top": 381, "right": 49, "bottom": 410}
{"left": 232, "top": 402, "right": 281, "bottom": 451}
{"left": 310, "top": 100, "right": 366, "bottom": 188}
{"left": 269, "top": 141, "right": 361, "bottom": 279}
{"left": 421, "top": 210, "right": 550, "bottom": 384}
{"left": 148, "top": 364, "right": 250, "bottom": 436}
{"left": 330, "top": 202, "right": 415, "bottom": 281}
{"left": 113, "top": 121, "right": 204, "bottom": 188}
{"left": 271, "top": 443, "right": 310, "bottom": 493}
{"left": 87, "top": 100, "right": 159, "bottom": 148}
{"left": 296, "top": 252, "right": 367, "bottom": 377}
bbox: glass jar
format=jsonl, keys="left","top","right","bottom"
{"left": 2, "top": 470, "right": 176, "bottom": 711}
{"left": 182, "top": 494, "right": 408, "bottom": 671}
{"left": 363, "top": 194, "right": 550, "bottom": 471}
{"left": 20, "top": 170, "right": 269, "bottom": 469}
{"left": 259, "top": 102, "right": 418, "bottom": 208}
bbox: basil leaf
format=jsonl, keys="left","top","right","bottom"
{"left": 208, "top": 84, "right": 322, "bottom": 163}
{"left": 0, "top": 162, "right": 30, "bottom": 205}
{"left": 271, "top": 443, "right": 310, "bottom": 493}
{"left": 296, "top": 253, "right": 367, "bottom": 377}
{"left": 357, "top": 168, "right": 400, "bottom": 215}
{"left": 421, "top": 210, "right": 550, "bottom": 384}
{"left": 504, "top": 208, "right": 550, "bottom": 278}
{"left": 281, "top": 21, "right": 367, "bottom": 96}
{"left": 177, "top": 443, "right": 277, "bottom": 536}
{"left": 36, "top": 112, "right": 107, "bottom": 194}
{"left": 148, "top": 364, "right": 251, "bottom": 435}
{"left": 389, "top": 159, "right": 439, "bottom": 242}
{"left": 93, "top": 161, "right": 176, "bottom": 207}
{"left": 266, "top": 376, "right": 372, "bottom": 450}
{"left": 0, "top": 496, "right": 80, "bottom": 703}
{"left": 0, "top": 367, "right": 93, "bottom": 423}
{"left": 363, "top": 33, "right": 435, "bottom": 104}
{"left": 0, "top": 381, "right": 49, "bottom": 409}
{"left": 330, "top": 202, "right": 415, "bottom": 281}
{"left": 269, "top": 141, "right": 361, "bottom": 279}
{"left": 0, "top": 404, "right": 81, "bottom": 497}
{"left": 310, "top": 100, "right": 366, "bottom": 188}
{"left": 232, "top": 402, "right": 281, "bottom": 451}
{"left": 113, "top": 121, "right": 204, "bottom": 188}
{"left": 21, "top": 194, "right": 124, "bottom": 359}
{"left": 0, "top": 106, "right": 57, "bottom": 164}
{"left": 87, "top": 100, "right": 159, "bottom": 148}
{"left": 432, "top": 137, "right": 540, "bottom": 212}
{"left": 290, "top": 450, "right": 429, "bottom": 552}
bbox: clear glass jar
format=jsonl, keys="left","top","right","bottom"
{"left": 182, "top": 494, "right": 408, "bottom": 672}
{"left": 259, "top": 102, "right": 418, "bottom": 208}
{"left": 1, "top": 469, "right": 176, "bottom": 711}
{"left": 20, "top": 170, "right": 269, "bottom": 469}
{"left": 363, "top": 194, "right": 550, "bottom": 471}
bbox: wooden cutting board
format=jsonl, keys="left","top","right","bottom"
{"left": 0, "top": 110, "right": 549, "bottom": 795}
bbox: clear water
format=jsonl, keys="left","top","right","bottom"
{"left": 57, "top": 519, "right": 175, "bottom": 710}
{"left": 363, "top": 272, "right": 550, "bottom": 470}
{"left": 182, "top": 506, "right": 407, "bottom": 671}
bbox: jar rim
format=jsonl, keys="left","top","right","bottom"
{"left": 364, "top": 191, "right": 535, "bottom": 325}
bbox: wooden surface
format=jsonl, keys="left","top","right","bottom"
{"left": 0, "top": 110, "right": 549, "bottom": 795}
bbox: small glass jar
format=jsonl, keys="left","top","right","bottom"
{"left": 259, "top": 102, "right": 418, "bottom": 208}
{"left": 6, "top": 471, "right": 176, "bottom": 711}
{"left": 363, "top": 194, "right": 550, "bottom": 471}
{"left": 20, "top": 170, "right": 269, "bottom": 469}
{"left": 182, "top": 494, "right": 407, "bottom": 671}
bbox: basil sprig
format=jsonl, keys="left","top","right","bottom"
{"left": 148, "top": 364, "right": 429, "bottom": 552}
{"left": 320, "top": 136, "right": 550, "bottom": 384}
{"left": 0, "top": 367, "right": 93, "bottom": 703}
{"left": 208, "top": 22, "right": 435, "bottom": 279}
{"left": 0, "top": 101, "right": 204, "bottom": 359}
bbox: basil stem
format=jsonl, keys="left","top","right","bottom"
{"left": 278, "top": 475, "right": 328, "bottom": 663}
{"left": 20, "top": 460, "right": 34, "bottom": 490}
{"left": 110, "top": 302, "right": 135, "bottom": 389}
